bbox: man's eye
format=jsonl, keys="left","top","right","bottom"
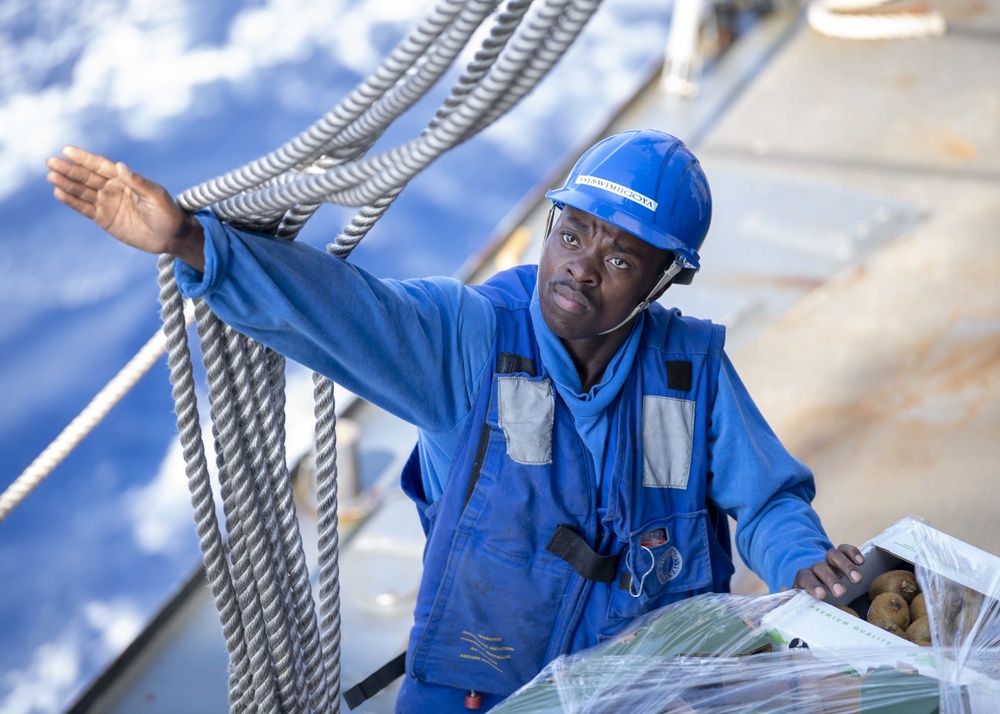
{"left": 609, "top": 257, "right": 629, "bottom": 269}
{"left": 561, "top": 232, "right": 577, "bottom": 245}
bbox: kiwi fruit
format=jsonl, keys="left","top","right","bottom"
{"left": 869, "top": 570, "right": 919, "bottom": 604}
{"left": 952, "top": 591, "right": 984, "bottom": 639}
{"left": 869, "top": 619, "right": 907, "bottom": 638}
{"left": 834, "top": 604, "right": 858, "bottom": 618}
{"left": 868, "top": 592, "right": 911, "bottom": 631}
{"left": 910, "top": 592, "right": 927, "bottom": 622}
{"left": 961, "top": 588, "right": 984, "bottom": 618}
{"left": 939, "top": 581, "right": 968, "bottom": 622}
{"left": 906, "top": 616, "right": 931, "bottom": 644}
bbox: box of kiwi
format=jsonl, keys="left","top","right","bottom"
{"left": 761, "top": 516, "right": 1000, "bottom": 709}
{"left": 825, "top": 516, "right": 998, "bottom": 649}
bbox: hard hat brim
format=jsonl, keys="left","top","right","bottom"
{"left": 545, "top": 188, "right": 702, "bottom": 272}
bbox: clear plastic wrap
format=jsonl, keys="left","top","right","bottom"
{"left": 492, "top": 517, "right": 1000, "bottom": 713}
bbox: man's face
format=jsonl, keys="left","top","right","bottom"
{"left": 537, "top": 206, "right": 670, "bottom": 341}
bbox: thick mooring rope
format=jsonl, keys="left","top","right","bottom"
{"left": 807, "top": 0, "right": 946, "bottom": 40}
{"left": 0, "top": 304, "right": 193, "bottom": 523}
{"left": 152, "top": 1, "right": 606, "bottom": 712}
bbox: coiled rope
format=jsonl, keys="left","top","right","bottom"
{"left": 0, "top": 0, "right": 605, "bottom": 709}
{"left": 807, "top": 0, "right": 946, "bottom": 40}
{"left": 150, "top": 1, "right": 605, "bottom": 712}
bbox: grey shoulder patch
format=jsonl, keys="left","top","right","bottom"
{"left": 498, "top": 376, "right": 553, "bottom": 465}
{"left": 642, "top": 395, "right": 695, "bottom": 489}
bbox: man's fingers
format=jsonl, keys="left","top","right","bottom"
{"left": 827, "top": 548, "right": 863, "bottom": 584}
{"left": 795, "top": 570, "right": 827, "bottom": 599}
{"left": 46, "top": 154, "right": 111, "bottom": 192}
{"left": 115, "top": 162, "right": 156, "bottom": 198}
{"left": 797, "top": 561, "right": 846, "bottom": 599}
{"left": 839, "top": 544, "right": 865, "bottom": 567}
{"left": 52, "top": 187, "right": 97, "bottom": 220}
{"left": 45, "top": 155, "right": 73, "bottom": 176}
{"left": 792, "top": 545, "right": 866, "bottom": 602}
{"left": 812, "top": 561, "right": 846, "bottom": 598}
{"left": 62, "top": 146, "right": 118, "bottom": 181}
{"left": 47, "top": 170, "right": 99, "bottom": 204}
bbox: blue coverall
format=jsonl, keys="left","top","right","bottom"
{"left": 176, "top": 212, "right": 834, "bottom": 711}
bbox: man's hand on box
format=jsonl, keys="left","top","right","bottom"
{"left": 788, "top": 545, "right": 865, "bottom": 600}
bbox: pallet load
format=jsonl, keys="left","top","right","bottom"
{"left": 493, "top": 517, "right": 1000, "bottom": 713}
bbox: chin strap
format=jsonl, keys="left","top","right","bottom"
{"left": 597, "top": 259, "right": 686, "bottom": 336}
{"left": 543, "top": 203, "right": 559, "bottom": 242}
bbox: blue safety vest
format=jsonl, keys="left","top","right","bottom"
{"left": 396, "top": 266, "right": 732, "bottom": 712}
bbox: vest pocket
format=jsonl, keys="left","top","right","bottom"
{"left": 410, "top": 534, "right": 572, "bottom": 696}
{"left": 606, "top": 511, "right": 713, "bottom": 626}
{"left": 497, "top": 376, "right": 553, "bottom": 465}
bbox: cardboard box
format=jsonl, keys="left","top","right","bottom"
{"left": 761, "top": 516, "right": 1000, "bottom": 710}
{"left": 828, "top": 516, "right": 1000, "bottom": 615}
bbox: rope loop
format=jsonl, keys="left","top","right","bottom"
{"left": 807, "top": 0, "right": 946, "bottom": 40}
{"left": 4, "top": 2, "right": 608, "bottom": 711}
{"left": 164, "top": 2, "right": 605, "bottom": 712}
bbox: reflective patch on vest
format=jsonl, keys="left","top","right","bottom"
{"left": 656, "top": 546, "right": 684, "bottom": 584}
{"left": 642, "top": 395, "right": 694, "bottom": 488}
{"left": 498, "top": 376, "right": 553, "bottom": 465}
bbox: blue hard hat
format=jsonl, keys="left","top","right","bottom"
{"left": 545, "top": 129, "right": 711, "bottom": 285}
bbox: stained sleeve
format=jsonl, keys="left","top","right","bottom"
{"left": 706, "top": 352, "right": 834, "bottom": 591}
{"left": 173, "top": 210, "right": 496, "bottom": 434}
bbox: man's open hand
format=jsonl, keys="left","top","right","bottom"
{"left": 46, "top": 146, "right": 205, "bottom": 271}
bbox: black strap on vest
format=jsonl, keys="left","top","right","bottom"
{"left": 343, "top": 652, "right": 406, "bottom": 710}
{"left": 497, "top": 351, "right": 536, "bottom": 376}
{"left": 462, "top": 423, "right": 493, "bottom": 512}
{"left": 462, "top": 351, "right": 537, "bottom": 512}
{"left": 665, "top": 359, "right": 693, "bottom": 391}
{"left": 546, "top": 524, "right": 621, "bottom": 583}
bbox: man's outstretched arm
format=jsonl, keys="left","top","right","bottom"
{"left": 45, "top": 146, "right": 497, "bottom": 436}
{"left": 46, "top": 146, "right": 206, "bottom": 272}
{"left": 709, "top": 354, "right": 865, "bottom": 599}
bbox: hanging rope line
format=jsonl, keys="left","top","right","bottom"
{"left": 149, "top": 1, "right": 606, "bottom": 712}
{"left": 0, "top": 303, "right": 195, "bottom": 524}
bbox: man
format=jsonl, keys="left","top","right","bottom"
{"left": 47, "top": 130, "right": 864, "bottom": 712}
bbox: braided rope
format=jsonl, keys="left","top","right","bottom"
{"left": 0, "top": 300, "right": 194, "bottom": 523}
{"left": 155, "top": 261, "right": 253, "bottom": 709}
{"left": 237, "top": 338, "right": 300, "bottom": 712}
{"left": 199, "top": 309, "right": 282, "bottom": 712}
{"left": 0, "top": 0, "right": 609, "bottom": 710}
{"left": 147, "top": 2, "right": 608, "bottom": 712}
{"left": 807, "top": 0, "right": 946, "bottom": 40}
{"left": 262, "top": 347, "right": 329, "bottom": 713}
{"left": 175, "top": 0, "right": 483, "bottom": 211}
{"left": 312, "top": 375, "right": 343, "bottom": 711}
